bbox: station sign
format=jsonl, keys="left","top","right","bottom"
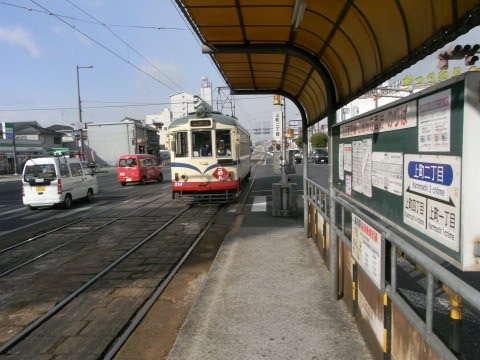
{"left": 1, "top": 122, "right": 13, "bottom": 140}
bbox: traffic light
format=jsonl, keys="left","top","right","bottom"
{"left": 465, "top": 44, "right": 480, "bottom": 65}
{"left": 465, "top": 54, "right": 479, "bottom": 66}
{"left": 273, "top": 94, "right": 281, "bottom": 105}
{"left": 437, "top": 44, "right": 480, "bottom": 68}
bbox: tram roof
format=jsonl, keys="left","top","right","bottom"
{"left": 174, "top": 0, "right": 480, "bottom": 128}
{"left": 169, "top": 111, "right": 243, "bottom": 129}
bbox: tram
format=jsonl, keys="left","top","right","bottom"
{"left": 167, "top": 106, "right": 252, "bottom": 203}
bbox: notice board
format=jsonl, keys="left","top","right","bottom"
{"left": 332, "top": 72, "right": 480, "bottom": 270}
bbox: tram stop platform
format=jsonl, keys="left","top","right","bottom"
{"left": 168, "top": 181, "right": 374, "bottom": 359}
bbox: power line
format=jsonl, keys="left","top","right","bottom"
{"left": 0, "top": 1, "right": 186, "bottom": 31}
{"left": 64, "top": 0, "right": 184, "bottom": 92}
{"left": 28, "top": 0, "right": 181, "bottom": 93}
{"left": 0, "top": 95, "right": 275, "bottom": 112}
{"left": 0, "top": 102, "right": 170, "bottom": 112}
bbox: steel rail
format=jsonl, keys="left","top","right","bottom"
{"left": 103, "top": 204, "right": 224, "bottom": 359}
{"left": 0, "top": 193, "right": 173, "bottom": 277}
{"left": 0, "top": 203, "right": 194, "bottom": 355}
{"left": 0, "top": 190, "right": 171, "bottom": 253}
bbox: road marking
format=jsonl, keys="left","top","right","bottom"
{"left": 0, "top": 207, "right": 26, "bottom": 217}
{"left": 227, "top": 204, "right": 239, "bottom": 213}
{"left": 251, "top": 196, "right": 266, "bottom": 212}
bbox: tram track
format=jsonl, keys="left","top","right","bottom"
{"left": 0, "top": 193, "right": 173, "bottom": 277}
{"left": 0, "top": 194, "right": 224, "bottom": 358}
{"left": 0, "top": 183, "right": 172, "bottom": 239}
{"left": 0, "top": 160, "right": 264, "bottom": 359}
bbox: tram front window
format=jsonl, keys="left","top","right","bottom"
{"left": 216, "top": 130, "right": 232, "bottom": 156}
{"left": 193, "top": 130, "right": 212, "bottom": 157}
{"left": 174, "top": 132, "right": 188, "bottom": 157}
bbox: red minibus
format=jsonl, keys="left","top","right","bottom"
{"left": 117, "top": 154, "right": 163, "bottom": 186}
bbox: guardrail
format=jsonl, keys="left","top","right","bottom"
{"left": 305, "top": 176, "right": 480, "bottom": 359}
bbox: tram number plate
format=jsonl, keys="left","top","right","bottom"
{"left": 36, "top": 186, "right": 45, "bottom": 192}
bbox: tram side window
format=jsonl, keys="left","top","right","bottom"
{"left": 174, "top": 132, "right": 189, "bottom": 157}
{"left": 192, "top": 130, "right": 212, "bottom": 157}
{"left": 216, "top": 130, "right": 232, "bottom": 156}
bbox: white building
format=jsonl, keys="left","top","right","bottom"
{"left": 170, "top": 92, "right": 196, "bottom": 120}
{"left": 169, "top": 77, "right": 214, "bottom": 121}
{"left": 200, "top": 76, "right": 213, "bottom": 108}
{"left": 145, "top": 109, "right": 172, "bottom": 149}
{"left": 87, "top": 118, "right": 159, "bottom": 166}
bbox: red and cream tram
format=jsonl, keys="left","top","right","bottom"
{"left": 167, "top": 106, "right": 251, "bottom": 203}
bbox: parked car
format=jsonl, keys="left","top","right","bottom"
{"left": 311, "top": 148, "right": 329, "bottom": 163}
{"left": 294, "top": 150, "right": 303, "bottom": 163}
{"left": 22, "top": 155, "right": 98, "bottom": 209}
{"left": 287, "top": 149, "right": 302, "bottom": 164}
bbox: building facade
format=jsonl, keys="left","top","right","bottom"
{"left": 0, "top": 122, "right": 63, "bottom": 173}
{"left": 145, "top": 109, "right": 172, "bottom": 150}
{"left": 87, "top": 118, "right": 160, "bottom": 166}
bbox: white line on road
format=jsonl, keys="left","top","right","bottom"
{"left": 251, "top": 195, "right": 267, "bottom": 212}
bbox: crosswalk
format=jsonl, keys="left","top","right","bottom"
{"left": 250, "top": 195, "right": 267, "bottom": 212}
{"left": 227, "top": 195, "right": 269, "bottom": 213}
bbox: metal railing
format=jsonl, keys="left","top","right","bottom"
{"left": 304, "top": 176, "right": 480, "bottom": 359}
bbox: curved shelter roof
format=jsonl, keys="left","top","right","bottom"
{"left": 175, "top": 0, "right": 480, "bottom": 128}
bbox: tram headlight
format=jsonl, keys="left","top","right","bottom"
{"left": 229, "top": 171, "right": 234, "bottom": 180}
{"left": 174, "top": 173, "right": 188, "bottom": 182}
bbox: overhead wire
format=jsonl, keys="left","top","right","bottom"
{"left": 28, "top": 0, "right": 181, "bottom": 93}
{"left": 64, "top": 0, "right": 184, "bottom": 92}
{"left": 1, "top": 1, "right": 272, "bottom": 120}
{"left": 0, "top": 96, "right": 274, "bottom": 112}
{"left": 0, "top": 1, "right": 185, "bottom": 31}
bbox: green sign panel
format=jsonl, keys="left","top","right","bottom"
{"left": 332, "top": 72, "right": 480, "bottom": 271}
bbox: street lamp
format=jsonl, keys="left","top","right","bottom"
{"left": 76, "top": 65, "right": 93, "bottom": 160}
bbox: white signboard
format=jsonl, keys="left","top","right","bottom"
{"left": 403, "top": 154, "right": 461, "bottom": 251}
{"left": 352, "top": 139, "right": 372, "bottom": 197}
{"left": 418, "top": 89, "right": 451, "bottom": 152}
{"left": 352, "top": 214, "right": 383, "bottom": 289}
{"left": 340, "top": 100, "right": 417, "bottom": 139}
{"left": 371, "top": 152, "right": 403, "bottom": 196}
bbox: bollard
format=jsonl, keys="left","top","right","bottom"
{"left": 443, "top": 285, "right": 463, "bottom": 354}
{"left": 272, "top": 182, "right": 297, "bottom": 216}
{"left": 383, "top": 292, "right": 391, "bottom": 358}
{"left": 352, "top": 258, "right": 358, "bottom": 317}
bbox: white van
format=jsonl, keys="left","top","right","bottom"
{"left": 22, "top": 155, "right": 98, "bottom": 209}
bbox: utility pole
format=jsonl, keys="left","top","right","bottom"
{"left": 76, "top": 65, "right": 93, "bottom": 160}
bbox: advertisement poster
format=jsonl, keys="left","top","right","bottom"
{"left": 352, "top": 213, "right": 383, "bottom": 289}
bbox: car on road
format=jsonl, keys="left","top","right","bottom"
{"left": 294, "top": 150, "right": 303, "bottom": 163}
{"left": 117, "top": 154, "right": 163, "bottom": 186}
{"left": 288, "top": 149, "right": 302, "bottom": 164}
{"left": 22, "top": 155, "right": 98, "bottom": 209}
{"left": 311, "top": 148, "right": 329, "bottom": 164}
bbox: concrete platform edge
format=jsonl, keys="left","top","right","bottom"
{"left": 168, "top": 224, "right": 373, "bottom": 360}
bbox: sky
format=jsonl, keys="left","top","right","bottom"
{"left": 0, "top": 1, "right": 479, "bottom": 143}
{"left": 0, "top": 0, "right": 275, "bottom": 134}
